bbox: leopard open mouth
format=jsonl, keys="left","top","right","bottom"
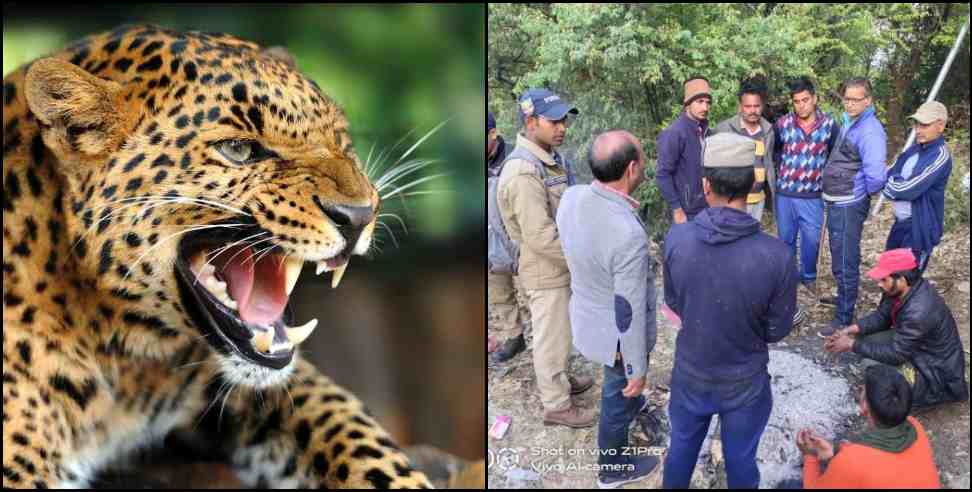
{"left": 174, "top": 220, "right": 349, "bottom": 369}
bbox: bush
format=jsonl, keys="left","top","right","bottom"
{"left": 633, "top": 161, "right": 674, "bottom": 245}
{"left": 943, "top": 130, "right": 970, "bottom": 232}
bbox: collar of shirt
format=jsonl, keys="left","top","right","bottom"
{"left": 593, "top": 180, "right": 640, "bottom": 209}
{"left": 739, "top": 116, "right": 763, "bottom": 137}
{"left": 516, "top": 133, "right": 560, "bottom": 168}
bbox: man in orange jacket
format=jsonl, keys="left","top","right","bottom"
{"left": 795, "top": 365, "right": 940, "bottom": 489}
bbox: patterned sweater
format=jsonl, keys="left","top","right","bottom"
{"left": 772, "top": 110, "right": 839, "bottom": 198}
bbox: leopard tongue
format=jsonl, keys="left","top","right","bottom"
{"left": 214, "top": 245, "right": 288, "bottom": 326}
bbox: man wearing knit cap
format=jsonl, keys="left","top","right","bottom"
{"left": 487, "top": 111, "right": 527, "bottom": 363}
{"left": 497, "top": 89, "right": 595, "bottom": 428}
{"left": 662, "top": 132, "right": 798, "bottom": 489}
{"left": 656, "top": 76, "right": 713, "bottom": 225}
{"left": 880, "top": 101, "right": 953, "bottom": 274}
{"left": 824, "top": 248, "right": 968, "bottom": 411}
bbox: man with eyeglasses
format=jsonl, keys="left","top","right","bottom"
{"left": 819, "top": 78, "right": 888, "bottom": 338}
{"left": 497, "top": 88, "right": 595, "bottom": 428}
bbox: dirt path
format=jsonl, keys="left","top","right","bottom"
{"left": 488, "top": 141, "right": 970, "bottom": 488}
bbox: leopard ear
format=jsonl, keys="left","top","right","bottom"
{"left": 262, "top": 46, "right": 298, "bottom": 69}
{"left": 24, "top": 57, "right": 129, "bottom": 159}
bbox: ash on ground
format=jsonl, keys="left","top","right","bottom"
{"left": 679, "top": 350, "right": 859, "bottom": 489}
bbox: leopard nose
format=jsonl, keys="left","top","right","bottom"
{"left": 313, "top": 197, "right": 374, "bottom": 254}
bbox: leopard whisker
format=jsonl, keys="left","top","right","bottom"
{"left": 194, "top": 378, "right": 232, "bottom": 431}
{"left": 196, "top": 231, "right": 270, "bottom": 286}
{"left": 376, "top": 221, "right": 400, "bottom": 249}
{"left": 281, "top": 384, "right": 296, "bottom": 416}
{"left": 250, "top": 242, "right": 280, "bottom": 266}
{"left": 377, "top": 213, "right": 408, "bottom": 235}
{"left": 222, "top": 236, "right": 278, "bottom": 268}
{"left": 394, "top": 190, "right": 454, "bottom": 198}
{"left": 363, "top": 141, "right": 378, "bottom": 179}
{"left": 83, "top": 195, "right": 251, "bottom": 218}
{"left": 380, "top": 174, "right": 449, "bottom": 201}
{"left": 393, "top": 120, "right": 448, "bottom": 167}
{"left": 123, "top": 223, "right": 246, "bottom": 282}
{"left": 218, "top": 383, "right": 238, "bottom": 430}
{"left": 375, "top": 159, "right": 440, "bottom": 192}
{"left": 367, "top": 127, "right": 420, "bottom": 180}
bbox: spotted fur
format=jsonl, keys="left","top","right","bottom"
{"left": 2, "top": 25, "right": 433, "bottom": 488}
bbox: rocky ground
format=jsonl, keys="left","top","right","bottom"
{"left": 487, "top": 144, "right": 970, "bottom": 489}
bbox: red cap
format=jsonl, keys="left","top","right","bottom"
{"left": 867, "top": 249, "right": 918, "bottom": 280}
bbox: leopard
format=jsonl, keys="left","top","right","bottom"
{"left": 2, "top": 24, "right": 475, "bottom": 489}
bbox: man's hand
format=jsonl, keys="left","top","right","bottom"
{"left": 796, "top": 429, "right": 815, "bottom": 457}
{"left": 796, "top": 429, "right": 835, "bottom": 461}
{"left": 840, "top": 324, "right": 861, "bottom": 337}
{"left": 673, "top": 208, "right": 687, "bottom": 225}
{"left": 622, "top": 376, "right": 646, "bottom": 399}
{"left": 824, "top": 331, "right": 855, "bottom": 353}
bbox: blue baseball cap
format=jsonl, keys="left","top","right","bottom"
{"left": 488, "top": 112, "right": 496, "bottom": 131}
{"left": 518, "top": 88, "right": 579, "bottom": 121}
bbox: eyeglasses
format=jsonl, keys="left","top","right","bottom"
{"left": 842, "top": 95, "right": 870, "bottom": 104}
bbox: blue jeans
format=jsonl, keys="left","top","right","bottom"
{"left": 886, "top": 218, "right": 932, "bottom": 273}
{"left": 598, "top": 358, "right": 647, "bottom": 470}
{"left": 775, "top": 195, "right": 824, "bottom": 284}
{"left": 826, "top": 197, "right": 870, "bottom": 325}
{"left": 663, "top": 369, "right": 773, "bottom": 489}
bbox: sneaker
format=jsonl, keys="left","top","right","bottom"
{"left": 543, "top": 404, "right": 596, "bottom": 429}
{"left": 568, "top": 374, "right": 594, "bottom": 395}
{"left": 818, "top": 320, "right": 844, "bottom": 339}
{"left": 793, "top": 306, "right": 808, "bottom": 327}
{"left": 596, "top": 455, "right": 660, "bottom": 489}
{"left": 490, "top": 334, "right": 525, "bottom": 364}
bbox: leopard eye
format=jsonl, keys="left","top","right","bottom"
{"left": 217, "top": 140, "right": 254, "bottom": 163}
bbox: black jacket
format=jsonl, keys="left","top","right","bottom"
{"left": 854, "top": 279, "right": 969, "bottom": 408}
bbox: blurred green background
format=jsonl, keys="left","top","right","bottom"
{"left": 4, "top": 4, "right": 486, "bottom": 463}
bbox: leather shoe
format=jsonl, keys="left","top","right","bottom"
{"left": 543, "top": 404, "right": 596, "bottom": 428}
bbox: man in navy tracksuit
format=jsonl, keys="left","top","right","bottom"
{"left": 882, "top": 101, "right": 953, "bottom": 273}
{"left": 662, "top": 133, "right": 798, "bottom": 489}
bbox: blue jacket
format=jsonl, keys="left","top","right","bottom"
{"left": 882, "top": 136, "right": 953, "bottom": 253}
{"left": 663, "top": 207, "right": 797, "bottom": 382}
{"left": 822, "top": 107, "right": 887, "bottom": 205}
{"left": 656, "top": 112, "right": 710, "bottom": 217}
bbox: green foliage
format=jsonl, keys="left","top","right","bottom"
{"left": 944, "top": 130, "right": 971, "bottom": 232}
{"left": 633, "top": 161, "right": 673, "bottom": 244}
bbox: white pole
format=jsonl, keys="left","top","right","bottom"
{"left": 872, "top": 15, "right": 970, "bottom": 217}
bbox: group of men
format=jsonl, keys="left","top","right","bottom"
{"left": 487, "top": 76, "right": 968, "bottom": 489}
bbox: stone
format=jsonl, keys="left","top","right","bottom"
{"left": 956, "top": 281, "right": 969, "bottom": 295}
